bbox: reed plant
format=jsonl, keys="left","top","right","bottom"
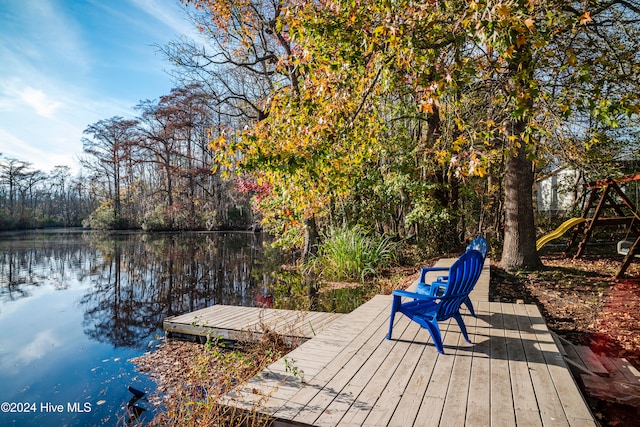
{"left": 307, "top": 225, "right": 396, "bottom": 283}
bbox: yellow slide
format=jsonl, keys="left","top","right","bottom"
{"left": 536, "top": 217, "right": 586, "bottom": 251}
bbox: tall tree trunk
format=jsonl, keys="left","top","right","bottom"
{"left": 302, "top": 216, "right": 319, "bottom": 261}
{"left": 500, "top": 47, "right": 542, "bottom": 271}
{"left": 500, "top": 132, "right": 541, "bottom": 271}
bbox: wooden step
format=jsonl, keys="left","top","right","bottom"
{"left": 550, "top": 333, "right": 609, "bottom": 377}
{"left": 574, "top": 346, "right": 609, "bottom": 376}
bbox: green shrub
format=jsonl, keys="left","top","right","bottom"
{"left": 307, "top": 225, "right": 396, "bottom": 283}
{"left": 86, "top": 203, "right": 132, "bottom": 230}
{"left": 142, "top": 205, "right": 169, "bottom": 231}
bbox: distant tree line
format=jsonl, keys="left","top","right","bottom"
{"left": 0, "top": 84, "right": 254, "bottom": 232}
{"left": 0, "top": 158, "right": 95, "bottom": 230}
{"left": 79, "top": 84, "right": 253, "bottom": 231}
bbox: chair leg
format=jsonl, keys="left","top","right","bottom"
{"left": 463, "top": 297, "right": 477, "bottom": 317}
{"left": 424, "top": 320, "right": 445, "bottom": 354}
{"left": 453, "top": 313, "right": 472, "bottom": 344}
{"left": 387, "top": 295, "right": 401, "bottom": 340}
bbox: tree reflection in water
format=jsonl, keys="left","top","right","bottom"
{"left": 0, "top": 230, "right": 265, "bottom": 348}
{"left": 0, "top": 230, "right": 374, "bottom": 351}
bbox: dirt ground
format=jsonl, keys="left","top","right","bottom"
{"left": 490, "top": 252, "right": 640, "bottom": 427}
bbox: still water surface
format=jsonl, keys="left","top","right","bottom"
{"left": 0, "top": 230, "right": 269, "bottom": 426}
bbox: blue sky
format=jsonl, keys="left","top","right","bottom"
{"left": 0, "top": 0, "right": 199, "bottom": 173}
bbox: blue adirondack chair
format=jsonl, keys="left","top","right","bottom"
{"left": 387, "top": 250, "right": 484, "bottom": 354}
{"left": 466, "top": 236, "right": 488, "bottom": 258}
{"left": 415, "top": 236, "right": 487, "bottom": 317}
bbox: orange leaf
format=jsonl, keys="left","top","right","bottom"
{"left": 579, "top": 12, "right": 592, "bottom": 25}
{"left": 524, "top": 17, "right": 535, "bottom": 31}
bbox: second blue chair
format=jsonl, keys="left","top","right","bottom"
{"left": 387, "top": 250, "right": 484, "bottom": 354}
{"left": 415, "top": 236, "right": 487, "bottom": 317}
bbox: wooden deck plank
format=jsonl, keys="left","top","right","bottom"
{"left": 229, "top": 296, "right": 393, "bottom": 417}
{"left": 285, "top": 300, "right": 398, "bottom": 424}
{"left": 355, "top": 332, "right": 425, "bottom": 426}
{"left": 386, "top": 328, "right": 439, "bottom": 426}
{"left": 486, "top": 302, "right": 517, "bottom": 427}
{"left": 189, "top": 304, "right": 244, "bottom": 323}
{"left": 172, "top": 305, "right": 255, "bottom": 329}
{"left": 501, "top": 302, "right": 544, "bottom": 426}
{"left": 336, "top": 319, "right": 431, "bottom": 426}
{"left": 293, "top": 329, "right": 396, "bottom": 424}
{"left": 523, "top": 304, "right": 596, "bottom": 425}
{"left": 466, "top": 304, "right": 491, "bottom": 426}
{"left": 318, "top": 317, "right": 420, "bottom": 426}
{"left": 513, "top": 303, "right": 570, "bottom": 427}
{"left": 410, "top": 321, "right": 461, "bottom": 425}
{"left": 164, "top": 305, "right": 344, "bottom": 343}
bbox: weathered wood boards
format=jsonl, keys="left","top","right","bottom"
{"left": 163, "top": 305, "right": 344, "bottom": 344}
{"left": 221, "top": 258, "right": 596, "bottom": 426}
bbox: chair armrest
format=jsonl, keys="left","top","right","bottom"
{"left": 415, "top": 279, "right": 448, "bottom": 297}
{"left": 416, "top": 281, "right": 432, "bottom": 295}
{"left": 392, "top": 289, "right": 438, "bottom": 301}
{"left": 418, "top": 266, "right": 449, "bottom": 282}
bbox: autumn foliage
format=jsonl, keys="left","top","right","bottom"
{"left": 179, "top": 1, "right": 640, "bottom": 265}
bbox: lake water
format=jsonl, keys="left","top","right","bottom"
{"left": 0, "top": 230, "right": 270, "bottom": 426}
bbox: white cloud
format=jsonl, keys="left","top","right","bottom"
{"left": 17, "top": 86, "right": 63, "bottom": 119}
{"left": 0, "top": 328, "right": 62, "bottom": 374}
{"left": 0, "top": 128, "right": 65, "bottom": 170}
{"left": 0, "top": 0, "right": 189, "bottom": 172}
{"left": 16, "top": 330, "right": 62, "bottom": 365}
{"left": 129, "top": 0, "right": 198, "bottom": 38}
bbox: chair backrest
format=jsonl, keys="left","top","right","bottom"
{"left": 435, "top": 250, "right": 484, "bottom": 321}
{"left": 466, "top": 237, "right": 488, "bottom": 259}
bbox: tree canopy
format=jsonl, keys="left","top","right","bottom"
{"left": 179, "top": 0, "right": 638, "bottom": 268}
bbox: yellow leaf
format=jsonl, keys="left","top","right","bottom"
{"left": 504, "top": 45, "right": 515, "bottom": 58}
{"left": 524, "top": 17, "right": 535, "bottom": 31}
{"left": 210, "top": 133, "right": 227, "bottom": 150}
{"left": 453, "top": 134, "right": 466, "bottom": 151}
{"left": 497, "top": 4, "right": 511, "bottom": 19}
{"left": 373, "top": 26, "right": 386, "bottom": 37}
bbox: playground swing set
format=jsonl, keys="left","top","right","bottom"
{"left": 536, "top": 172, "right": 640, "bottom": 279}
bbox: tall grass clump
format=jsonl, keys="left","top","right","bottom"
{"left": 307, "top": 225, "right": 396, "bottom": 283}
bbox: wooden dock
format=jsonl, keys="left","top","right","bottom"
{"left": 222, "top": 258, "right": 596, "bottom": 426}
{"left": 164, "top": 305, "right": 344, "bottom": 344}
